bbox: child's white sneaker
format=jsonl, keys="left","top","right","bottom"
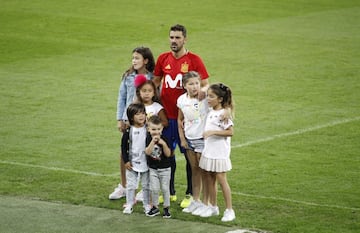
{"left": 109, "top": 184, "right": 126, "bottom": 200}
{"left": 143, "top": 204, "right": 152, "bottom": 214}
{"left": 200, "top": 205, "right": 219, "bottom": 217}
{"left": 123, "top": 205, "right": 133, "bottom": 214}
{"left": 221, "top": 208, "right": 235, "bottom": 222}
{"left": 183, "top": 200, "right": 202, "bottom": 213}
{"left": 192, "top": 204, "right": 208, "bottom": 216}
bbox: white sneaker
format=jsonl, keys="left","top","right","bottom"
{"left": 183, "top": 200, "right": 201, "bottom": 213}
{"left": 192, "top": 204, "right": 208, "bottom": 216}
{"left": 200, "top": 205, "right": 219, "bottom": 217}
{"left": 123, "top": 205, "right": 133, "bottom": 214}
{"left": 109, "top": 184, "right": 126, "bottom": 200}
{"left": 143, "top": 204, "right": 152, "bottom": 214}
{"left": 135, "top": 190, "right": 143, "bottom": 202}
{"left": 221, "top": 208, "right": 235, "bottom": 222}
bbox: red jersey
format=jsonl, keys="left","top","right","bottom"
{"left": 154, "top": 51, "right": 209, "bottom": 119}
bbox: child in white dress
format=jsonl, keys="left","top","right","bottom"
{"left": 199, "top": 83, "right": 236, "bottom": 222}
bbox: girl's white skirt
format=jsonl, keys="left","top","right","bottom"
{"left": 199, "top": 156, "right": 232, "bottom": 172}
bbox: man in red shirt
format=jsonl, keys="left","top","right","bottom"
{"left": 153, "top": 24, "right": 210, "bottom": 208}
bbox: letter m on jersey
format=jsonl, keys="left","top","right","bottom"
{"left": 164, "top": 74, "right": 182, "bottom": 88}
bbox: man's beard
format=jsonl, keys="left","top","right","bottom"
{"left": 171, "top": 43, "right": 181, "bottom": 52}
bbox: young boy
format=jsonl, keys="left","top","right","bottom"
{"left": 145, "top": 115, "right": 172, "bottom": 218}
{"left": 122, "top": 103, "right": 150, "bottom": 214}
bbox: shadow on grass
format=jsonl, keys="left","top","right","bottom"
{"left": 0, "top": 195, "right": 248, "bottom": 233}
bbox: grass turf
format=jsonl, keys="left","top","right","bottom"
{"left": 1, "top": 0, "right": 359, "bottom": 232}
{"left": 0, "top": 195, "right": 239, "bottom": 233}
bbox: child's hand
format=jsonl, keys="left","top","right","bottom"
{"left": 180, "top": 139, "right": 189, "bottom": 149}
{"left": 152, "top": 135, "right": 161, "bottom": 144}
{"left": 124, "top": 162, "right": 132, "bottom": 170}
{"left": 118, "top": 121, "right": 129, "bottom": 133}
{"left": 117, "top": 121, "right": 124, "bottom": 132}
{"left": 197, "top": 90, "right": 206, "bottom": 101}
{"left": 203, "top": 130, "right": 213, "bottom": 139}
{"left": 157, "top": 138, "right": 166, "bottom": 146}
{"left": 198, "top": 85, "right": 209, "bottom": 101}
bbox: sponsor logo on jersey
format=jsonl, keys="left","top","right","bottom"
{"left": 164, "top": 74, "right": 183, "bottom": 89}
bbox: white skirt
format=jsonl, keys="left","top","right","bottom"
{"left": 199, "top": 156, "right": 232, "bottom": 172}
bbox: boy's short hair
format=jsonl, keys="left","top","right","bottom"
{"left": 126, "top": 103, "right": 146, "bottom": 125}
{"left": 147, "top": 115, "right": 162, "bottom": 125}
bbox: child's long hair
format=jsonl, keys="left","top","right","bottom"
{"left": 122, "top": 46, "right": 155, "bottom": 79}
{"left": 209, "top": 83, "right": 234, "bottom": 117}
{"left": 126, "top": 103, "right": 146, "bottom": 126}
{"left": 135, "top": 80, "right": 162, "bottom": 105}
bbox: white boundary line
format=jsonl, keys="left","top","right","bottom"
{"left": 232, "top": 116, "right": 360, "bottom": 148}
{"left": 233, "top": 191, "right": 360, "bottom": 211}
{"left": 1, "top": 117, "right": 359, "bottom": 212}
{"left": 2, "top": 159, "right": 359, "bottom": 211}
{"left": 0, "top": 160, "right": 116, "bottom": 177}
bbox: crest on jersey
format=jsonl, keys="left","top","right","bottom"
{"left": 181, "top": 62, "right": 189, "bottom": 73}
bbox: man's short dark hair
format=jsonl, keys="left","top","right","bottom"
{"left": 170, "top": 24, "right": 187, "bottom": 37}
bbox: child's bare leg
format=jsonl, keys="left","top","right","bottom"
{"left": 208, "top": 172, "right": 217, "bottom": 206}
{"left": 216, "top": 172, "right": 232, "bottom": 209}
{"left": 201, "top": 170, "right": 210, "bottom": 205}
{"left": 187, "top": 150, "right": 202, "bottom": 201}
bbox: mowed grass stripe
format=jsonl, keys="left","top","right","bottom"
{"left": 0, "top": 195, "right": 243, "bottom": 233}
{"left": 232, "top": 116, "right": 360, "bottom": 148}
{"left": 1, "top": 116, "right": 358, "bottom": 212}
{"left": 1, "top": 158, "right": 357, "bottom": 212}
{"left": 2, "top": 115, "right": 357, "bottom": 175}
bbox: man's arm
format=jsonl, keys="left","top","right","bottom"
{"left": 201, "top": 78, "right": 209, "bottom": 91}
{"left": 152, "top": 75, "right": 162, "bottom": 88}
{"left": 198, "top": 78, "right": 210, "bottom": 100}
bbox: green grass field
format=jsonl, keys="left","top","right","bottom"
{"left": 1, "top": 0, "right": 359, "bottom": 232}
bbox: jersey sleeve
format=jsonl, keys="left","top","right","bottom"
{"left": 191, "top": 53, "right": 209, "bottom": 80}
{"left": 153, "top": 53, "right": 167, "bottom": 77}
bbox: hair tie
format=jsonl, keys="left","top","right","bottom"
{"left": 134, "top": 74, "right": 147, "bottom": 88}
{"left": 219, "top": 83, "right": 228, "bottom": 91}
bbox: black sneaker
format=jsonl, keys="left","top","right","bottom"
{"left": 146, "top": 206, "right": 160, "bottom": 217}
{"left": 163, "top": 207, "right": 171, "bottom": 219}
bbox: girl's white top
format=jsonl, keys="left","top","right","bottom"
{"left": 177, "top": 93, "right": 209, "bottom": 139}
{"left": 145, "top": 102, "right": 163, "bottom": 119}
{"left": 202, "top": 108, "right": 233, "bottom": 160}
